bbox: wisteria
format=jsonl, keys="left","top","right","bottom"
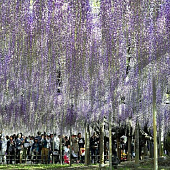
{"left": 0, "top": 0, "right": 169, "bottom": 143}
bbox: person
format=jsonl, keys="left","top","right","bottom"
{"left": 41, "top": 135, "right": 48, "bottom": 164}
{"left": 72, "top": 135, "right": 79, "bottom": 155}
{"left": 0, "top": 134, "right": 7, "bottom": 164}
{"left": 7, "top": 136, "right": 15, "bottom": 164}
{"left": 63, "top": 136, "right": 70, "bottom": 164}
{"left": 54, "top": 134, "right": 60, "bottom": 151}
{"left": 46, "top": 134, "right": 51, "bottom": 163}
{"left": 36, "top": 131, "right": 42, "bottom": 145}
{"left": 71, "top": 135, "right": 79, "bottom": 162}
{"left": 53, "top": 134, "right": 60, "bottom": 163}
{"left": 32, "top": 138, "right": 39, "bottom": 164}
{"left": 90, "top": 132, "right": 99, "bottom": 164}
{"left": 104, "top": 137, "right": 109, "bottom": 162}
{"left": 6, "top": 136, "right": 10, "bottom": 164}
{"left": 23, "top": 136, "right": 30, "bottom": 163}
{"left": 13, "top": 134, "right": 17, "bottom": 141}
{"left": 50, "top": 134, "right": 54, "bottom": 163}
{"left": 28, "top": 136, "right": 34, "bottom": 160}
{"left": 64, "top": 136, "right": 70, "bottom": 149}
{"left": 16, "top": 133, "right": 24, "bottom": 164}
{"left": 36, "top": 131, "right": 42, "bottom": 163}
{"left": 77, "top": 133, "right": 85, "bottom": 163}
{"left": 20, "top": 134, "right": 26, "bottom": 163}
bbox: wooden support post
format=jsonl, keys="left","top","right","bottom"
{"left": 152, "top": 76, "right": 158, "bottom": 170}
{"left": 60, "top": 136, "right": 63, "bottom": 165}
{"left": 99, "top": 120, "right": 105, "bottom": 168}
{"left": 85, "top": 123, "right": 90, "bottom": 165}
{"left": 109, "top": 112, "right": 112, "bottom": 170}
{"left": 69, "top": 126, "right": 72, "bottom": 166}
{"left": 135, "top": 122, "right": 139, "bottom": 165}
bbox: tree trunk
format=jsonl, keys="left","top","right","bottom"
{"left": 152, "top": 76, "right": 158, "bottom": 170}
{"left": 159, "top": 126, "right": 163, "bottom": 157}
{"left": 85, "top": 123, "right": 90, "bottom": 165}
{"left": 53, "top": 131, "right": 55, "bottom": 164}
{"left": 60, "top": 136, "right": 63, "bottom": 165}
{"left": 109, "top": 113, "right": 112, "bottom": 170}
{"left": 99, "top": 120, "right": 105, "bottom": 168}
{"left": 69, "top": 126, "right": 72, "bottom": 166}
{"left": 135, "top": 122, "right": 139, "bottom": 165}
{"left": 127, "top": 135, "right": 132, "bottom": 161}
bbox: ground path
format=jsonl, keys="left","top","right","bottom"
{"left": 0, "top": 157, "right": 170, "bottom": 169}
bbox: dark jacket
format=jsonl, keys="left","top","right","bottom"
{"left": 78, "top": 138, "right": 85, "bottom": 149}
{"left": 90, "top": 136, "right": 98, "bottom": 149}
{"left": 41, "top": 139, "right": 48, "bottom": 148}
{"left": 32, "top": 142, "right": 39, "bottom": 153}
{"left": 16, "top": 138, "right": 23, "bottom": 150}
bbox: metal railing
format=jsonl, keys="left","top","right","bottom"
{"left": 0, "top": 152, "right": 111, "bottom": 165}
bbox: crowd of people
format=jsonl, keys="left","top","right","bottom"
{"left": 0, "top": 131, "right": 104, "bottom": 165}
{"left": 1, "top": 131, "right": 137, "bottom": 165}
{"left": 0, "top": 132, "right": 59, "bottom": 164}
{"left": 1, "top": 129, "right": 168, "bottom": 165}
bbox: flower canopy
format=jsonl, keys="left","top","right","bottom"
{"left": 0, "top": 0, "right": 169, "bottom": 135}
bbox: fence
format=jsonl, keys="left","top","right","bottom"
{"left": 0, "top": 152, "right": 60, "bottom": 164}
{"left": 0, "top": 150, "right": 111, "bottom": 165}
